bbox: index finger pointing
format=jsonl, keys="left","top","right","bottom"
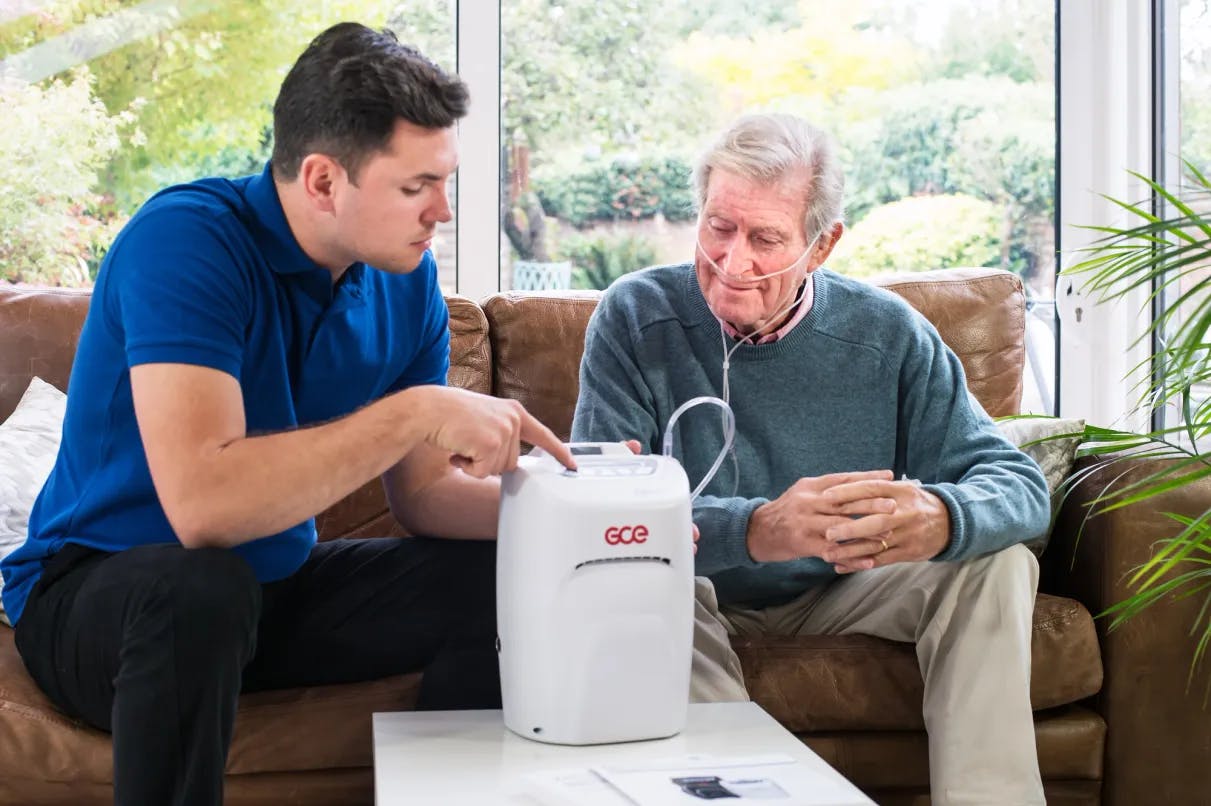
{"left": 520, "top": 412, "right": 578, "bottom": 470}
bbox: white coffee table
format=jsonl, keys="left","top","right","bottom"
{"left": 373, "top": 701, "right": 873, "bottom": 805}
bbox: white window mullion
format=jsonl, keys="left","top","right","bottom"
{"left": 454, "top": 0, "right": 502, "bottom": 301}
{"left": 1155, "top": 0, "right": 1188, "bottom": 435}
{"left": 1057, "top": 0, "right": 1155, "bottom": 431}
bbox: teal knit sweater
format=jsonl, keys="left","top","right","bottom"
{"left": 571, "top": 264, "right": 1049, "bottom": 607}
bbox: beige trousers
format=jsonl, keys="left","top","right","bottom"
{"left": 691, "top": 544, "right": 1044, "bottom": 806}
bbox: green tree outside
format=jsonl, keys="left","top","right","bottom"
{"left": 0, "top": 0, "right": 1055, "bottom": 290}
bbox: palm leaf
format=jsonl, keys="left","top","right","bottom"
{"left": 1127, "top": 508, "right": 1211, "bottom": 590}
{"left": 1053, "top": 161, "right": 1211, "bottom": 690}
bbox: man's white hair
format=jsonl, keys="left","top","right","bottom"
{"left": 692, "top": 113, "right": 845, "bottom": 243}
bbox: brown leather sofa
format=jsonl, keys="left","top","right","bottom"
{"left": 0, "top": 267, "right": 1206, "bottom": 805}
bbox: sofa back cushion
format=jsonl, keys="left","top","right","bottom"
{"left": 445, "top": 295, "right": 493, "bottom": 396}
{"left": 483, "top": 267, "right": 1027, "bottom": 441}
{"left": 482, "top": 290, "right": 603, "bottom": 444}
{"left": 0, "top": 287, "right": 492, "bottom": 542}
{"left": 876, "top": 268, "right": 1026, "bottom": 419}
{"left": 0, "top": 268, "right": 1025, "bottom": 539}
{"left": 0, "top": 287, "right": 90, "bottom": 421}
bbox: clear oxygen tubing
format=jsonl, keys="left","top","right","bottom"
{"left": 696, "top": 224, "right": 822, "bottom": 404}
{"left": 661, "top": 228, "right": 822, "bottom": 501}
{"left": 714, "top": 275, "right": 813, "bottom": 497}
{"left": 663, "top": 396, "right": 736, "bottom": 501}
{"left": 717, "top": 271, "right": 813, "bottom": 406}
{"left": 695, "top": 223, "right": 822, "bottom": 290}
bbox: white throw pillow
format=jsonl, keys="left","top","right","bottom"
{"left": 0, "top": 377, "right": 67, "bottom": 626}
{"left": 996, "top": 416, "right": 1086, "bottom": 556}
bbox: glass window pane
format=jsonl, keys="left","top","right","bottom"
{"left": 500, "top": 0, "right": 1056, "bottom": 412}
{"left": 0, "top": 2, "right": 456, "bottom": 292}
{"left": 1158, "top": 0, "right": 1211, "bottom": 436}
{"left": 1182, "top": 1, "right": 1211, "bottom": 171}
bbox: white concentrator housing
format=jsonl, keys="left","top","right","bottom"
{"left": 497, "top": 442, "right": 694, "bottom": 745}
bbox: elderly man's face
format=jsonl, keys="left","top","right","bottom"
{"left": 694, "top": 168, "right": 832, "bottom": 335}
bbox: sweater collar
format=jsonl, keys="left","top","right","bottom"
{"left": 685, "top": 265, "right": 829, "bottom": 354}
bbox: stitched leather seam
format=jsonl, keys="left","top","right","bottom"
{"left": 0, "top": 699, "right": 88, "bottom": 729}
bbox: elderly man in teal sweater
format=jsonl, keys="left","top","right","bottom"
{"left": 571, "top": 113, "right": 1049, "bottom": 806}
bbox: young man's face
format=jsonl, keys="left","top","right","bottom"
{"left": 331, "top": 119, "right": 458, "bottom": 274}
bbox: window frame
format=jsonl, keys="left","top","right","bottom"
{"left": 1049, "top": 1, "right": 1154, "bottom": 427}
{"left": 1152, "top": 0, "right": 1186, "bottom": 434}
{"left": 454, "top": 0, "right": 502, "bottom": 301}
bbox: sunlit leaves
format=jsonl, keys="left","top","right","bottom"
{"left": 0, "top": 69, "right": 136, "bottom": 284}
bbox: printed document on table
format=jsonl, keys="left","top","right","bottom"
{"left": 520, "top": 767, "right": 630, "bottom": 806}
{"left": 523, "top": 753, "right": 866, "bottom": 805}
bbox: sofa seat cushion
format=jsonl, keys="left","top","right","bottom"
{"left": 0, "top": 625, "right": 420, "bottom": 784}
{"left": 0, "top": 594, "right": 1098, "bottom": 783}
{"left": 734, "top": 593, "right": 1102, "bottom": 733}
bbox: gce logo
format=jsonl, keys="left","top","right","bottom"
{"left": 604, "top": 524, "right": 649, "bottom": 545}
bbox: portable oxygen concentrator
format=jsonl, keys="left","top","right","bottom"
{"left": 496, "top": 442, "right": 694, "bottom": 745}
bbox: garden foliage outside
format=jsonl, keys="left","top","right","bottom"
{"left": 0, "top": 0, "right": 1060, "bottom": 289}
{"left": 0, "top": 0, "right": 1066, "bottom": 291}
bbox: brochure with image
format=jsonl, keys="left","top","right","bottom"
{"left": 521, "top": 753, "right": 868, "bottom": 805}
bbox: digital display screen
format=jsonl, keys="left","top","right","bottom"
{"left": 569, "top": 445, "right": 604, "bottom": 455}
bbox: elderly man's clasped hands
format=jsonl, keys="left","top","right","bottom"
{"left": 746, "top": 469, "right": 951, "bottom": 573}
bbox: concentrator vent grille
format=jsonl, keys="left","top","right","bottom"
{"left": 574, "top": 556, "right": 671, "bottom": 570}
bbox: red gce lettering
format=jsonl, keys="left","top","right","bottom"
{"left": 604, "top": 524, "right": 649, "bottom": 545}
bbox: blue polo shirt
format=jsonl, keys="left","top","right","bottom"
{"left": 0, "top": 163, "right": 450, "bottom": 625}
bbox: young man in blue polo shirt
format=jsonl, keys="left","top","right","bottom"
{"left": 0, "top": 22, "right": 575, "bottom": 806}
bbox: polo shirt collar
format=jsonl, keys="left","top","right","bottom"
{"left": 244, "top": 162, "right": 329, "bottom": 276}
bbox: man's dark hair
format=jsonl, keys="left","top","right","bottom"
{"left": 271, "top": 22, "right": 468, "bottom": 182}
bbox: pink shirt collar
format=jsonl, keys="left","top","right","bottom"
{"left": 717, "top": 277, "right": 815, "bottom": 344}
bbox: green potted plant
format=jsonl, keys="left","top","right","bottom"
{"left": 1059, "top": 160, "right": 1211, "bottom": 694}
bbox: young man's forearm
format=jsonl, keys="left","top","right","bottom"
{"left": 389, "top": 471, "right": 501, "bottom": 539}
{"left": 171, "top": 389, "right": 427, "bottom": 548}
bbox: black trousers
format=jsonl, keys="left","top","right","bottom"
{"left": 13, "top": 537, "right": 501, "bottom": 806}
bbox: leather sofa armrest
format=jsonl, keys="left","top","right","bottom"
{"left": 1042, "top": 454, "right": 1211, "bottom": 806}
